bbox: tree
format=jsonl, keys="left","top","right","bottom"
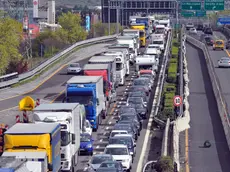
{"left": 58, "top": 12, "right": 87, "bottom": 44}
{"left": 154, "top": 156, "right": 174, "bottom": 172}
{"left": 0, "top": 17, "right": 23, "bottom": 75}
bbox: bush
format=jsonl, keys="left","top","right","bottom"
{"left": 167, "top": 73, "right": 177, "bottom": 83}
{"left": 164, "top": 101, "right": 173, "bottom": 107}
{"left": 170, "top": 58, "right": 178, "bottom": 64}
{"left": 162, "top": 107, "right": 175, "bottom": 120}
{"left": 164, "top": 84, "right": 176, "bottom": 93}
{"left": 155, "top": 156, "right": 174, "bottom": 172}
{"left": 164, "top": 92, "right": 175, "bottom": 100}
{"left": 168, "top": 63, "right": 177, "bottom": 74}
{"left": 172, "top": 46, "right": 179, "bottom": 56}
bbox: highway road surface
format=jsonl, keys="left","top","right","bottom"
{"left": 185, "top": 42, "right": 230, "bottom": 172}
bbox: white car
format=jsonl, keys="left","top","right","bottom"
{"left": 67, "top": 63, "right": 82, "bottom": 74}
{"left": 189, "top": 28, "right": 197, "bottom": 34}
{"left": 218, "top": 57, "right": 230, "bottom": 68}
{"left": 186, "top": 23, "right": 194, "bottom": 30}
{"left": 109, "top": 130, "right": 128, "bottom": 138}
{"left": 83, "top": 120, "right": 92, "bottom": 135}
{"left": 104, "top": 144, "right": 132, "bottom": 171}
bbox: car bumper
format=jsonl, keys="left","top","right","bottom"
{"left": 80, "top": 147, "right": 93, "bottom": 153}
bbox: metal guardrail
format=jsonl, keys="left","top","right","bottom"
{"left": 186, "top": 35, "right": 230, "bottom": 153}
{"left": 0, "top": 34, "right": 118, "bottom": 89}
{"left": 161, "top": 118, "right": 170, "bottom": 156}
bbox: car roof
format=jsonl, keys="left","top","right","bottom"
{"left": 220, "top": 57, "right": 230, "bottom": 60}
{"left": 92, "top": 154, "right": 112, "bottom": 157}
{"left": 106, "top": 144, "right": 128, "bottom": 148}
{"left": 113, "top": 134, "right": 133, "bottom": 137}
{"left": 120, "top": 113, "right": 136, "bottom": 116}
{"left": 111, "top": 130, "right": 128, "bottom": 133}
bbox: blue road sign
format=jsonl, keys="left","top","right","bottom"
{"left": 196, "top": 11, "right": 206, "bottom": 17}
{"left": 217, "top": 17, "right": 230, "bottom": 25}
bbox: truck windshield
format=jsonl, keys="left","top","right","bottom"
{"left": 67, "top": 96, "right": 93, "bottom": 105}
{"left": 61, "top": 131, "right": 71, "bottom": 146}
{"left": 153, "top": 41, "right": 163, "bottom": 44}
{"left": 116, "top": 63, "right": 123, "bottom": 71}
{"left": 155, "top": 29, "right": 164, "bottom": 34}
{"left": 139, "top": 65, "right": 152, "bottom": 70}
{"left": 139, "top": 31, "right": 145, "bottom": 37}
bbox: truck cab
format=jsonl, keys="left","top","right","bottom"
{"left": 136, "top": 55, "right": 156, "bottom": 75}
{"left": 83, "top": 63, "right": 116, "bottom": 103}
{"left": 117, "top": 36, "right": 137, "bottom": 57}
{"left": 151, "top": 37, "right": 165, "bottom": 52}
{"left": 122, "top": 29, "right": 140, "bottom": 49}
{"left": 33, "top": 103, "right": 85, "bottom": 171}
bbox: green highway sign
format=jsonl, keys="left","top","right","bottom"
{"left": 181, "top": 2, "right": 201, "bottom": 10}
{"left": 181, "top": 11, "right": 195, "bottom": 17}
{"left": 196, "top": 10, "right": 206, "bottom": 17}
{"left": 204, "top": 0, "right": 224, "bottom": 11}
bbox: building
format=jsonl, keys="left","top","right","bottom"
{"left": 102, "top": 0, "right": 177, "bottom": 25}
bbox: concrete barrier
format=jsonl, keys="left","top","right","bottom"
{"left": 161, "top": 118, "right": 170, "bottom": 156}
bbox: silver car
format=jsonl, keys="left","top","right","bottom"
{"left": 67, "top": 63, "right": 82, "bottom": 74}
{"left": 218, "top": 57, "right": 230, "bottom": 68}
{"left": 87, "top": 154, "right": 114, "bottom": 171}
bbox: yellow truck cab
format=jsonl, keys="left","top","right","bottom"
{"left": 213, "top": 40, "right": 224, "bottom": 50}
{"left": 130, "top": 23, "right": 146, "bottom": 47}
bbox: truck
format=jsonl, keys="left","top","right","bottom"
{"left": 130, "top": 23, "right": 146, "bottom": 47}
{"left": 3, "top": 123, "right": 61, "bottom": 172}
{"left": 136, "top": 54, "right": 157, "bottom": 76}
{"left": 33, "top": 103, "right": 85, "bottom": 171}
{"left": 151, "top": 37, "right": 165, "bottom": 52}
{"left": 122, "top": 29, "right": 140, "bottom": 49}
{"left": 83, "top": 63, "right": 116, "bottom": 104}
{"left": 117, "top": 36, "right": 137, "bottom": 57}
{"left": 135, "top": 17, "right": 150, "bottom": 36}
{"left": 2, "top": 152, "right": 48, "bottom": 172}
{"left": 65, "top": 76, "right": 106, "bottom": 132}
{"left": 108, "top": 43, "right": 135, "bottom": 64}
{"left": 103, "top": 50, "right": 128, "bottom": 86}
{"left": 88, "top": 55, "right": 117, "bottom": 88}
{"left": 0, "top": 156, "right": 30, "bottom": 172}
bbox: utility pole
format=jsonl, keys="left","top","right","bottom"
{"left": 116, "top": 3, "right": 119, "bottom": 34}
{"left": 108, "top": 2, "right": 111, "bottom": 35}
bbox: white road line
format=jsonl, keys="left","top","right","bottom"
{"left": 106, "top": 127, "right": 109, "bottom": 130}
{"left": 109, "top": 121, "right": 112, "bottom": 125}
{"left": 103, "top": 132, "right": 107, "bottom": 135}
{"left": 100, "top": 139, "right": 103, "bottom": 142}
{"left": 96, "top": 145, "right": 100, "bottom": 149}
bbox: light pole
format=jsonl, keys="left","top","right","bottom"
{"left": 108, "top": 0, "right": 111, "bottom": 35}
{"left": 116, "top": 0, "right": 120, "bottom": 34}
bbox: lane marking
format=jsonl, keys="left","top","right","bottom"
{"left": 109, "top": 121, "right": 111, "bottom": 125}
{"left": 185, "top": 129, "right": 190, "bottom": 172}
{"left": 0, "top": 64, "right": 67, "bottom": 102}
{"left": 225, "top": 49, "right": 230, "bottom": 57}
{"left": 83, "top": 167, "right": 88, "bottom": 171}
{"left": 96, "top": 145, "right": 100, "bottom": 149}
{"left": 100, "top": 139, "right": 103, "bottom": 142}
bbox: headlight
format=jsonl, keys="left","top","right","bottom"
{"left": 86, "top": 144, "right": 92, "bottom": 148}
{"left": 63, "top": 161, "right": 69, "bottom": 168}
{"left": 141, "top": 112, "right": 146, "bottom": 115}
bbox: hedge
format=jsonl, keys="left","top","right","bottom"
{"left": 167, "top": 73, "right": 177, "bottom": 83}
{"left": 170, "top": 58, "right": 178, "bottom": 64}
{"left": 164, "top": 83, "right": 176, "bottom": 93}
{"left": 168, "top": 63, "right": 177, "bottom": 74}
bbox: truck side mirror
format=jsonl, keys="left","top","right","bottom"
{"left": 72, "top": 133, "right": 75, "bottom": 144}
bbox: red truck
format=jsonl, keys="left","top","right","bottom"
{"left": 83, "top": 64, "right": 117, "bottom": 106}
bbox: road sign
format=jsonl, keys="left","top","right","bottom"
{"left": 196, "top": 10, "right": 206, "bottom": 17}
{"left": 217, "top": 17, "right": 230, "bottom": 25}
{"left": 181, "top": 2, "right": 201, "bottom": 10}
{"left": 181, "top": 11, "right": 195, "bottom": 17}
{"left": 173, "top": 96, "right": 182, "bottom": 107}
{"left": 204, "top": 0, "right": 224, "bottom": 11}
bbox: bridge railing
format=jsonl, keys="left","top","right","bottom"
{"left": 0, "top": 34, "right": 118, "bottom": 89}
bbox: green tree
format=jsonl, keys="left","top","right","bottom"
{"left": 154, "top": 156, "right": 174, "bottom": 172}
{"left": 0, "top": 17, "right": 22, "bottom": 75}
{"left": 58, "top": 12, "right": 87, "bottom": 44}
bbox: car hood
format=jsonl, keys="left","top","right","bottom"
{"left": 68, "top": 67, "right": 81, "bottom": 70}
{"left": 90, "top": 164, "right": 101, "bottom": 170}
{"left": 112, "top": 155, "right": 130, "bottom": 161}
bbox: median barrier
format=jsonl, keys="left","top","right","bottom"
{"left": 0, "top": 34, "right": 118, "bottom": 89}
{"left": 186, "top": 35, "right": 230, "bottom": 151}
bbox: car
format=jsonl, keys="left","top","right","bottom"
{"left": 204, "top": 36, "right": 214, "bottom": 46}
{"left": 186, "top": 23, "right": 194, "bottom": 30}
{"left": 213, "top": 40, "right": 224, "bottom": 50}
{"left": 189, "top": 28, "right": 197, "bottom": 34}
{"left": 96, "top": 167, "right": 121, "bottom": 172}
{"left": 226, "top": 40, "right": 230, "bottom": 49}
{"left": 83, "top": 119, "right": 92, "bottom": 136}
{"left": 125, "top": 86, "right": 149, "bottom": 96}
{"left": 67, "top": 63, "right": 82, "bottom": 74}
{"left": 133, "top": 78, "right": 152, "bottom": 91}
{"left": 204, "top": 27, "right": 213, "bottom": 35}
{"left": 197, "top": 24, "right": 203, "bottom": 31}
{"left": 139, "top": 73, "right": 155, "bottom": 82}
{"left": 109, "top": 130, "right": 128, "bottom": 138}
{"left": 88, "top": 154, "right": 114, "bottom": 171}
{"left": 119, "top": 107, "right": 137, "bottom": 115}
{"left": 108, "top": 135, "right": 136, "bottom": 158}
{"left": 80, "top": 133, "right": 94, "bottom": 155}
{"left": 127, "top": 97, "right": 147, "bottom": 108}
{"left": 218, "top": 57, "right": 230, "bottom": 68}
{"left": 128, "top": 91, "right": 149, "bottom": 104}
{"left": 118, "top": 113, "right": 142, "bottom": 131}
{"left": 104, "top": 144, "right": 132, "bottom": 171}
{"left": 117, "top": 119, "right": 140, "bottom": 136}
{"left": 113, "top": 123, "right": 137, "bottom": 140}
{"left": 128, "top": 103, "right": 148, "bottom": 119}
{"left": 99, "top": 160, "right": 123, "bottom": 171}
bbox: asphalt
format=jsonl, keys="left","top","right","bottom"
{"left": 186, "top": 42, "right": 230, "bottom": 172}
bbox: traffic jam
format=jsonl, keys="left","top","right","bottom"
{"left": 0, "top": 15, "right": 171, "bottom": 172}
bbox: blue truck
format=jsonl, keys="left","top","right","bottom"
{"left": 65, "top": 76, "right": 106, "bottom": 132}
{"left": 136, "top": 17, "right": 150, "bottom": 37}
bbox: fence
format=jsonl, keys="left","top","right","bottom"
{"left": 0, "top": 34, "right": 118, "bottom": 89}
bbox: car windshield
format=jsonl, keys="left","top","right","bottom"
{"left": 133, "top": 79, "right": 147, "bottom": 85}
{"left": 153, "top": 41, "right": 163, "bottom": 44}
{"left": 109, "top": 137, "right": 132, "bottom": 147}
{"left": 221, "top": 59, "right": 230, "bottom": 63}
{"left": 130, "top": 86, "right": 146, "bottom": 92}
{"left": 120, "top": 115, "right": 137, "bottom": 121}
{"left": 100, "top": 162, "right": 119, "bottom": 168}
{"left": 187, "top": 23, "right": 193, "bottom": 26}
{"left": 155, "top": 29, "right": 164, "bottom": 33}
{"left": 105, "top": 148, "right": 128, "bottom": 155}
{"left": 69, "top": 63, "right": 79, "bottom": 67}
{"left": 81, "top": 134, "right": 91, "bottom": 142}
{"left": 114, "top": 124, "right": 132, "bottom": 131}
{"left": 111, "top": 131, "right": 127, "bottom": 137}
{"left": 128, "top": 97, "right": 143, "bottom": 104}
{"left": 97, "top": 168, "right": 118, "bottom": 172}
{"left": 133, "top": 104, "right": 145, "bottom": 109}
{"left": 91, "top": 156, "right": 112, "bottom": 164}
{"left": 120, "top": 108, "right": 136, "bottom": 114}
{"left": 216, "top": 41, "right": 223, "bottom": 45}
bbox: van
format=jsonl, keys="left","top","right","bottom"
{"left": 213, "top": 40, "right": 224, "bottom": 50}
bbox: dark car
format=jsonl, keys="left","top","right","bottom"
{"left": 119, "top": 113, "right": 142, "bottom": 131}
{"left": 139, "top": 73, "right": 155, "bottom": 82}
{"left": 133, "top": 78, "right": 152, "bottom": 91}
{"left": 204, "top": 27, "right": 213, "bottom": 35}
{"left": 128, "top": 103, "right": 148, "bottom": 119}
{"left": 127, "top": 97, "right": 147, "bottom": 108}
{"left": 204, "top": 36, "right": 214, "bottom": 46}
{"left": 128, "top": 91, "right": 149, "bottom": 104}
{"left": 113, "top": 123, "right": 138, "bottom": 140}
{"left": 99, "top": 161, "right": 123, "bottom": 172}
{"left": 118, "top": 120, "right": 140, "bottom": 135}
{"left": 226, "top": 40, "right": 230, "bottom": 49}
{"left": 197, "top": 24, "right": 203, "bottom": 31}
{"left": 125, "top": 85, "right": 149, "bottom": 96}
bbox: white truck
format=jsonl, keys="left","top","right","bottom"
{"left": 2, "top": 152, "right": 48, "bottom": 172}
{"left": 151, "top": 37, "right": 165, "bottom": 52}
{"left": 117, "top": 36, "right": 138, "bottom": 57}
{"left": 154, "top": 25, "right": 166, "bottom": 36}
{"left": 103, "top": 51, "right": 127, "bottom": 86}
{"left": 158, "top": 19, "right": 170, "bottom": 32}
{"left": 145, "top": 48, "right": 160, "bottom": 71}
{"left": 33, "top": 103, "right": 85, "bottom": 171}
{"left": 122, "top": 29, "right": 140, "bottom": 49}
{"left": 136, "top": 55, "right": 156, "bottom": 75}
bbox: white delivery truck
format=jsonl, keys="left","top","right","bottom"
{"left": 122, "top": 29, "right": 140, "bottom": 49}
{"left": 117, "top": 36, "right": 138, "bottom": 57}
{"left": 2, "top": 152, "right": 48, "bottom": 172}
{"left": 154, "top": 25, "right": 166, "bottom": 36}
{"left": 136, "top": 55, "right": 156, "bottom": 75}
{"left": 33, "top": 103, "right": 85, "bottom": 171}
{"left": 145, "top": 48, "right": 160, "bottom": 71}
{"left": 159, "top": 19, "right": 170, "bottom": 32}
